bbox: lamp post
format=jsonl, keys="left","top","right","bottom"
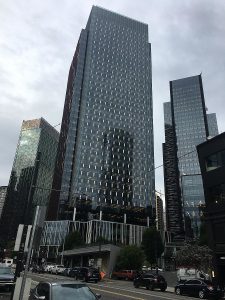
{"left": 18, "top": 206, "right": 40, "bottom": 300}
{"left": 17, "top": 184, "right": 68, "bottom": 300}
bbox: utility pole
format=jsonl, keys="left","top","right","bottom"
{"left": 18, "top": 206, "right": 40, "bottom": 300}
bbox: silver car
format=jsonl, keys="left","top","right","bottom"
{"left": 29, "top": 281, "right": 101, "bottom": 300}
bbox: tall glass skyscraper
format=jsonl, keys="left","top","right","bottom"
{"left": 48, "top": 6, "right": 155, "bottom": 221}
{"left": 0, "top": 118, "right": 59, "bottom": 246}
{"left": 0, "top": 186, "right": 7, "bottom": 219}
{"left": 163, "top": 75, "right": 218, "bottom": 241}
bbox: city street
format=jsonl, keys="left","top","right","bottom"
{"left": 26, "top": 272, "right": 198, "bottom": 300}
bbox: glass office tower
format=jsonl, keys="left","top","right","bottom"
{"left": 163, "top": 75, "right": 218, "bottom": 240}
{"left": 0, "top": 118, "right": 59, "bottom": 246}
{"left": 0, "top": 186, "right": 7, "bottom": 220}
{"left": 48, "top": 6, "right": 155, "bottom": 221}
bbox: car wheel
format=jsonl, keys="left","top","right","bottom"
{"left": 134, "top": 283, "right": 139, "bottom": 288}
{"left": 199, "top": 290, "right": 205, "bottom": 299}
{"left": 161, "top": 287, "right": 166, "bottom": 292}
{"left": 95, "top": 280, "right": 98, "bottom": 283}
{"left": 175, "top": 287, "right": 182, "bottom": 295}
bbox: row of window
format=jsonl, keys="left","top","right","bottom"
{"left": 205, "top": 150, "right": 225, "bottom": 172}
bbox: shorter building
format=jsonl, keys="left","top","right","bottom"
{"left": 197, "top": 133, "right": 225, "bottom": 285}
{"left": 0, "top": 186, "right": 7, "bottom": 219}
{"left": 63, "top": 244, "right": 121, "bottom": 277}
{"left": 39, "top": 218, "right": 171, "bottom": 276}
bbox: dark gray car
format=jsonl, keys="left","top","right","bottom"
{"left": 29, "top": 281, "right": 101, "bottom": 300}
{"left": 0, "top": 266, "right": 14, "bottom": 291}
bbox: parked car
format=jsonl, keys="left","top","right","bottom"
{"left": 51, "top": 265, "right": 65, "bottom": 275}
{"left": 175, "top": 279, "right": 224, "bottom": 299}
{"left": 29, "top": 281, "right": 101, "bottom": 299}
{"left": 133, "top": 273, "right": 167, "bottom": 291}
{"left": 76, "top": 267, "right": 101, "bottom": 283}
{"left": 32, "top": 265, "right": 45, "bottom": 274}
{"left": 2, "top": 258, "right": 13, "bottom": 268}
{"left": 68, "top": 267, "right": 80, "bottom": 278}
{"left": 112, "top": 270, "right": 137, "bottom": 280}
{"left": 63, "top": 268, "right": 72, "bottom": 277}
{"left": 44, "top": 264, "right": 55, "bottom": 273}
{"left": 0, "top": 266, "right": 15, "bottom": 292}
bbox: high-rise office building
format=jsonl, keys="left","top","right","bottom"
{"left": 197, "top": 132, "right": 225, "bottom": 285}
{"left": 48, "top": 6, "right": 155, "bottom": 222}
{"left": 163, "top": 75, "right": 218, "bottom": 241}
{"left": 0, "top": 186, "right": 7, "bottom": 220}
{"left": 155, "top": 192, "right": 164, "bottom": 232}
{"left": 0, "top": 118, "right": 59, "bottom": 246}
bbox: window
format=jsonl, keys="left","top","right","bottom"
{"left": 186, "top": 280, "right": 200, "bottom": 285}
{"left": 205, "top": 150, "right": 225, "bottom": 171}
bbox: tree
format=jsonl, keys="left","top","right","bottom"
{"left": 64, "top": 230, "right": 84, "bottom": 250}
{"left": 115, "top": 245, "right": 145, "bottom": 270}
{"left": 175, "top": 244, "right": 213, "bottom": 272}
{"left": 141, "top": 227, "right": 164, "bottom": 265}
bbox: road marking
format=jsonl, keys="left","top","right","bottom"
{"left": 91, "top": 287, "right": 144, "bottom": 300}
{"left": 88, "top": 283, "right": 182, "bottom": 300}
{"left": 32, "top": 280, "right": 39, "bottom": 284}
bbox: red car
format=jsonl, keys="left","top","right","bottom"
{"left": 112, "top": 270, "right": 137, "bottom": 280}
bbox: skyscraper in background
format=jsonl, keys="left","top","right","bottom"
{"left": 48, "top": 6, "right": 155, "bottom": 222}
{"left": 155, "top": 192, "right": 164, "bottom": 232}
{"left": 163, "top": 75, "right": 218, "bottom": 241}
{"left": 0, "top": 118, "right": 59, "bottom": 246}
{"left": 0, "top": 186, "right": 7, "bottom": 219}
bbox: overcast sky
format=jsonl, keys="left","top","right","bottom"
{"left": 0, "top": 0, "right": 225, "bottom": 196}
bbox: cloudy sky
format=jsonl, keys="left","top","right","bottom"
{"left": 0, "top": 0, "right": 225, "bottom": 196}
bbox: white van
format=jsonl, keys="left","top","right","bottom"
{"left": 177, "top": 268, "right": 210, "bottom": 282}
{"left": 2, "top": 258, "right": 13, "bottom": 267}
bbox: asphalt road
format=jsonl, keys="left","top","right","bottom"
{"left": 27, "top": 272, "right": 199, "bottom": 300}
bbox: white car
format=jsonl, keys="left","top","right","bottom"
{"left": 44, "top": 264, "right": 55, "bottom": 273}
{"left": 51, "top": 265, "right": 65, "bottom": 275}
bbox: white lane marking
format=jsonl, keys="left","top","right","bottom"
{"left": 91, "top": 287, "right": 144, "bottom": 300}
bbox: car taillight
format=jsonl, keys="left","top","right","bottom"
{"left": 207, "top": 286, "right": 214, "bottom": 291}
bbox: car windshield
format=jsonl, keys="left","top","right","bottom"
{"left": 0, "top": 268, "right": 13, "bottom": 275}
{"left": 52, "top": 284, "right": 97, "bottom": 300}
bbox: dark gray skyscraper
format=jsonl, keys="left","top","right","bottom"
{"left": 0, "top": 118, "right": 59, "bottom": 246}
{"left": 163, "top": 75, "right": 218, "bottom": 241}
{"left": 0, "top": 186, "right": 7, "bottom": 219}
{"left": 48, "top": 6, "right": 155, "bottom": 221}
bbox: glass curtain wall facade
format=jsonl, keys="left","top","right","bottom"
{"left": 163, "top": 75, "right": 218, "bottom": 240}
{"left": 207, "top": 113, "right": 219, "bottom": 137}
{"left": 48, "top": 6, "right": 155, "bottom": 221}
{"left": 0, "top": 118, "right": 59, "bottom": 246}
{"left": 163, "top": 102, "right": 184, "bottom": 241}
{"left": 0, "top": 186, "right": 7, "bottom": 220}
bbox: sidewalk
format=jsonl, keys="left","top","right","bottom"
{"left": 167, "top": 286, "right": 174, "bottom": 293}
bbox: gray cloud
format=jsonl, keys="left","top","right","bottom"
{"left": 0, "top": 0, "right": 225, "bottom": 199}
